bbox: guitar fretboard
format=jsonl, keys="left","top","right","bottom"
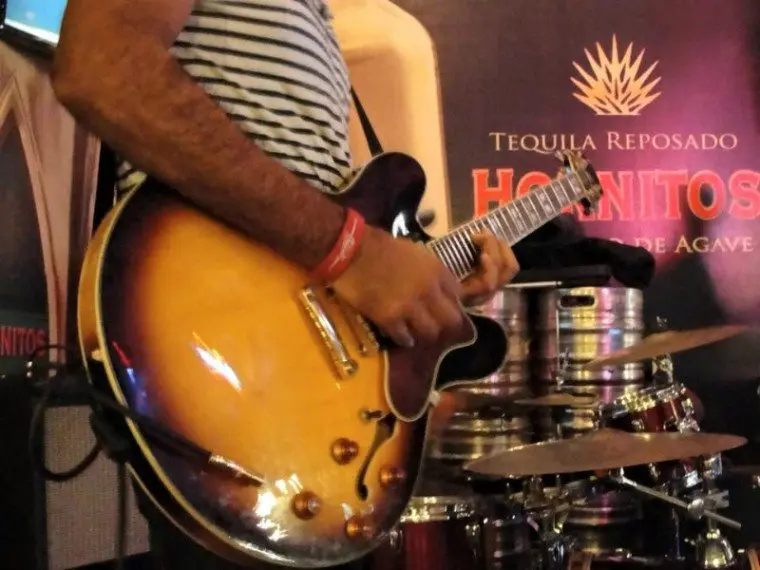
{"left": 428, "top": 171, "right": 587, "bottom": 280}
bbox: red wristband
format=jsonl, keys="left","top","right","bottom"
{"left": 310, "top": 208, "right": 366, "bottom": 283}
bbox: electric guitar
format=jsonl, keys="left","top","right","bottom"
{"left": 78, "top": 150, "right": 602, "bottom": 567}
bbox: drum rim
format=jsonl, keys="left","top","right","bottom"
{"left": 611, "top": 383, "right": 688, "bottom": 412}
{"left": 402, "top": 495, "right": 477, "bottom": 522}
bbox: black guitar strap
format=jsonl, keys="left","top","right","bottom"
{"left": 350, "top": 87, "right": 384, "bottom": 156}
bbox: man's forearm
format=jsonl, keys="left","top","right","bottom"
{"left": 52, "top": 41, "right": 345, "bottom": 270}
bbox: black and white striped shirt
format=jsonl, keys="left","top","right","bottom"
{"left": 117, "top": 0, "right": 353, "bottom": 194}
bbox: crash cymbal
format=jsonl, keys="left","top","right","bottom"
{"left": 515, "top": 393, "right": 599, "bottom": 408}
{"left": 582, "top": 325, "right": 748, "bottom": 370}
{"left": 465, "top": 429, "right": 746, "bottom": 478}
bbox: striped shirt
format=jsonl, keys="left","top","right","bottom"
{"left": 117, "top": 0, "right": 353, "bottom": 195}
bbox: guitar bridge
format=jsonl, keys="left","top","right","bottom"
{"left": 299, "top": 287, "right": 358, "bottom": 378}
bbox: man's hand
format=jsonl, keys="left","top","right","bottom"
{"left": 332, "top": 226, "right": 464, "bottom": 348}
{"left": 332, "top": 228, "right": 519, "bottom": 348}
{"left": 461, "top": 232, "right": 520, "bottom": 306}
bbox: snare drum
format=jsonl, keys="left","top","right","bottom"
{"left": 366, "top": 495, "right": 483, "bottom": 570}
{"left": 606, "top": 383, "right": 698, "bottom": 433}
{"left": 604, "top": 383, "right": 711, "bottom": 491}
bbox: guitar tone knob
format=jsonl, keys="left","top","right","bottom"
{"left": 379, "top": 466, "right": 406, "bottom": 488}
{"left": 292, "top": 491, "right": 322, "bottom": 520}
{"left": 331, "top": 438, "right": 360, "bottom": 464}
{"left": 345, "top": 515, "right": 375, "bottom": 540}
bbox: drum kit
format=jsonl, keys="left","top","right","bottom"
{"left": 368, "top": 286, "right": 758, "bottom": 570}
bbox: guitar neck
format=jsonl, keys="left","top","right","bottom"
{"left": 428, "top": 171, "right": 587, "bottom": 281}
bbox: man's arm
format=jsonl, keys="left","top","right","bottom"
{"left": 51, "top": 0, "right": 345, "bottom": 270}
{"left": 52, "top": 0, "right": 519, "bottom": 349}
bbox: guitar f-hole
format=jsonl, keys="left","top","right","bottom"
{"left": 355, "top": 414, "right": 396, "bottom": 501}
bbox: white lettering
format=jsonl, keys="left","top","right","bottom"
{"left": 492, "top": 132, "right": 738, "bottom": 152}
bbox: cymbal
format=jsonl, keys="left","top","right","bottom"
{"left": 582, "top": 325, "right": 748, "bottom": 370}
{"left": 465, "top": 429, "right": 746, "bottom": 478}
{"left": 515, "top": 393, "right": 599, "bottom": 408}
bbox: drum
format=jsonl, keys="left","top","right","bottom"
{"left": 605, "top": 383, "right": 698, "bottom": 433}
{"left": 455, "top": 287, "right": 531, "bottom": 401}
{"left": 427, "top": 411, "right": 534, "bottom": 465}
{"left": 366, "top": 495, "right": 483, "bottom": 570}
{"left": 534, "top": 287, "right": 646, "bottom": 439}
{"left": 566, "top": 552, "right": 594, "bottom": 570}
{"left": 479, "top": 499, "right": 534, "bottom": 570}
{"left": 366, "top": 494, "right": 537, "bottom": 570}
{"left": 603, "top": 383, "right": 720, "bottom": 491}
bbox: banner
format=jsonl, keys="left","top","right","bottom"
{"left": 0, "top": 42, "right": 100, "bottom": 373}
{"left": 389, "top": 0, "right": 760, "bottom": 384}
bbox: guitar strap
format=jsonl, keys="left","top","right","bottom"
{"left": 350, "top": 87, "right": 384, "bottom": 156}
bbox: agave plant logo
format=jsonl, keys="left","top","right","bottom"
{"left": 571, "top": 35, "right": 661, "bottom": 116}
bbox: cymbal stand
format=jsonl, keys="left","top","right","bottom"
{"left": 549, "top": 349, "right": 572, "bottom": 440}
{"left": 606, "top": 465, "right": 739, "bottom": 568}
{"left": 606, "top": 468, "right": 741, "bottom": 531}
{"left": 652, "top": 316, "right": 675, "bottom": 386}
{"left": 554, "top": 350, "right": 570, "bottom": 394}
{"left": 518, "top": 476, "right": 573, "bottom": 570}
{"left": 692, "top": 456, "right": 736, "bottom": 569}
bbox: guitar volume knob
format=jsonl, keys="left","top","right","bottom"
{"left": 292, "top": 491, "right": 322, "bottom": 520}
{"left": 331, "top": 438, "right": 359, "bottom": 464}
{"left": 345, "top": 515, "right": 375, "bottom": 540}
{"left": 379, "top": 466, "right": 407, "bottom": 488}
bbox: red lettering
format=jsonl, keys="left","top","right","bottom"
{"left": 638, "top": 170, "right": 657, "bottom": 220}
{"left": 597, "top": 171, "right": 635, "bottom": 221}
{"left": 24, "top": 328, "right": 36, "bottom": 354}
{"left": 470, "top": 168, "right": 760, "bottom": 224}
{"left": 36, "top": 329, "right": 47, "bottom": 352}
{"left": 515, "top": 171, "right": 552, "bottom": 198}
{"left": 687, "top": 171, "right": 726, "bottom": 220}
{"left": 1, "top": 327, "right": 10, "bottom": 355}
{"left": 0, "top": 326, "right": 47, "bottom": 356}
{"left": 656, "top": 170, "right": 689, "bottom": 220}
{"left": 728, "top": 170, "right": 760, "bottom": 220}
{"left": 472, "top": 168, "right": 514, "bottom": 216}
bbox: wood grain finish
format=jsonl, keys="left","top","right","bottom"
{"left": 77, "top": 152, "right": 506, "bottom": 567}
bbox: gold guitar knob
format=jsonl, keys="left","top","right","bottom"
{"left": 345, "top": 515, "right": 375, "bottom": 540}
{"left": 331, "top": 438, "right": 360, "bottom": 465}
{"left": 379, "top": 466, "right": 407, "bottom": 488}
{"left": 292, "top": 491, "right": 322, "bottom": 520}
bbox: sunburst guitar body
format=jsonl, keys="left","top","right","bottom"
{"left": 78, "top": 151, "right": 601, "bottom": 567}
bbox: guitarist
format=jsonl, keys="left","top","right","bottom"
{"left": 51, "top": 0, "right": 520, "bottom": 569}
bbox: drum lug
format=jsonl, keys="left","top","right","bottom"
{"left": 465, "top": 521, "right": 482, "bottom": 559}
{"left": 388, "top": 526, "right": 403, "bottom": 552}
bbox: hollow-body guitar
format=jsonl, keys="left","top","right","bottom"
{"left": 78, "top": 151, "right": 601, "bottom": 567}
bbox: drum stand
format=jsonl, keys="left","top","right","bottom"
{"left": 514, "top": 476, "right": 574, "bottom": 570}
{"left": 693, "top": 458, "right": 737, "bottom": 569}
{"left": 607, "top": 459, "right": 740, "bottom": 568}
{"left": 650, "top": 318, "right": 738, "bottom": 568}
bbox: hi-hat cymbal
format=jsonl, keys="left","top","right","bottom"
{"left": 582, "top": 325, "right": 748, "bottom": 370}
{"left": 515, "top": 393, "right": 599, "bottom": 408}
{"left": 464, "top": 429, "right": 746, "bottom": 478}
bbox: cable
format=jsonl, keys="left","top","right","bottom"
{"left": 24, "top": 343, "right": 128, "bottom": 570}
